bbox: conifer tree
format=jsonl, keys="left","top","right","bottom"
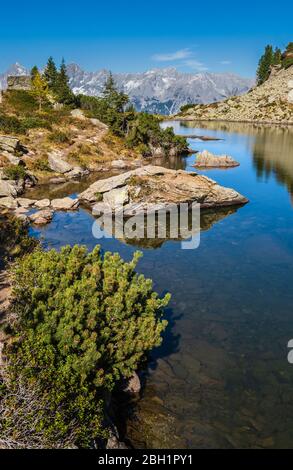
{"left": 256, "top": 45, "right": 274, "bottom": 85}
{"left": 273, "top": 47, "right": 282, "bottom": 65}
{"left": 55, "top": 58, "right": 75, "bottom": 105}
{"left": 31, "top": 70, "right": 49, "bottom": 110}
{"left": 30, "top": 65, "right": 39, "bottom": 81}
{"left": 102, "top": 72, "right": 129, "bottom": 112}
{"left": 44, "top": 56, "right": 58, "bottom": 92}
{"left": 282, "top": 42, "right": 293, "bottom": 69}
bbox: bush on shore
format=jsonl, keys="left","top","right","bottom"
{"left": 1, "top": 245, "right": 169, "bottom": 448}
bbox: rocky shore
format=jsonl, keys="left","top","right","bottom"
{"left": 176, "top": 65, "right": 293, "bottom": 124}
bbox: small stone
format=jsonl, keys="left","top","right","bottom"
{"left": 70, "top": 109, "right": 86, "bottom": 120}
{"left": 17, "top": 198, "right": 37, "bottom": 208}
{"left": 123, "top": 372, "right": 141, "bottom": 395}
{"left": 51, "top": 197, "right": 79, "bottom": 211}
{"left": 111, "top": 159, "right": 128, "bottom": 169}
{"left": 35, "top": 199, "right": 51, "bottom": 209}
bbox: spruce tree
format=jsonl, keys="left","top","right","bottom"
{"left": 102, "top": 72, "right": 128, "bottom": 112}
{"left": 55, "top": 58, "right": 75, "bottom": 105}
{"left": 256, "top": 45, "right": 274, "bottom": 85}
{"left": 44, "top": 56, "right": 58, "bottom": 92}
{"left": 30, "top": 65, "right": 39, "bottom": 81}
{"left": 273, "top": 47, "right": 282, "bottom": 65}
{"left": 282, "top": 42, "right": 293, "bottom": 69}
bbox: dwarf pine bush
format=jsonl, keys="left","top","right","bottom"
{"left": 2, "top": 245, "right": 169, "bottom": 447}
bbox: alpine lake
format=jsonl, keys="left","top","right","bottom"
{"left": 25, "top": 121, "right": 293, "bottom": 449}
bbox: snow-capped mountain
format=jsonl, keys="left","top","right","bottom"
{"left": 0, "top": 63, "right": 254, "bottom": 115}
{"left": 66, "top": 64, "right": 254, "bottom": 114}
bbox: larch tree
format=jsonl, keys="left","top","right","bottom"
{"left": 31, "top": 70, "right": 49, "bottom": 111}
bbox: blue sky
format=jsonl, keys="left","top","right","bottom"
{"left": 0, "top": 0, "right": 292, "bottom": 77}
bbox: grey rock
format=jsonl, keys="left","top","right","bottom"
{"left": 92, "top": 202, "right": 113, "bottom": 216}
{"left": 48, "top": 151, "right": 73, "bottom": 174}
{"left": 7, "top": 75, "right": 31, "bottom": 91}
{"left": 0, "top": 135, "right": 22, "bottom": 154}
{"left": 80, "top": 165, "right": 248, "bottom": 211}
{"left": 111, "top": 159, "right": 129, "bottom": 169}
{"left": 103, "top": 186, "right": 129, "bottom": 208}
{"left": 106, "top": 436, "right": 128, "bottom": 450}
{"left": 14, "top": 206, "right": 28, "bottom": 214}
{"left": 0, "top": 179, "right": 19, "bottom": 197}
{"left": 194, "top": 150, "right": 240, "bottom": 168}
{"left": 0, "top": 196, "right": 18, "bottom": 209}
{"left": 17, "top": 198, "right": 37, "bottom": 208}
{"left": 3, "top": 153, "right": 22, "bottom": 165}
{"left": 123, "top": 372, "right": 141, "bottom": 395}
{"left": 66, "top": 167, "right": 89, "bottom": 179}
{"left": 50, "top": 197, "right": 79, "bottom": 211}
{"left": 79, "top": 166, "right": 172, "bottom": 202}
{"left": 70, "top": 108, "right": 86, "bottom": 120}
{"left": 34, "top": 199, "right": 51, "bottom": 209}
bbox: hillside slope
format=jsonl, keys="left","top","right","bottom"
{"left": 177, "top": 66, "right": 293, "bottom": 124}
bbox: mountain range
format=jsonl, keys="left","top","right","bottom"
{"left": 0, "top": 63, "right": 254, "bottom": 115}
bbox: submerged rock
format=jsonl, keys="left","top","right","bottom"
{"left": 66, "top": 167, "right": 89, "bottom": 179}
{"left": 29, "top": 210, "right": 53, "bottom": 225}
{"left": 79, "top": 165, "right": 248, "bottom": 213}
{"left": 194, "top": 150, "right": 240, "bottom": 168}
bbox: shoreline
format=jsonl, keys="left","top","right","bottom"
{"left": 170, "top": 117, "right": 293, "bottom": 126}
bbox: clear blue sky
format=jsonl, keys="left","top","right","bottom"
{"left": 0, "top": 0, "right": 292, "bottom": 77}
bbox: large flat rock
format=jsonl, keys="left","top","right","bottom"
{"left": 79, "top": 165, "right": 248, "bottom": 214}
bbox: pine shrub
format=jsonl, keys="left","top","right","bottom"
{"left": 2, "top": 245, "right": 169, "bottom": 447}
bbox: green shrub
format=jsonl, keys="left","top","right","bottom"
{"left": 126, "top": 113, "right": 188, "bottom": 155}
{"left": 3, "top": 165, "right": 26, "bottom": 181}
{"left": 180, "top": 103, "right": 194, "bottom": 113}
{"left": 95, "top": 192, "right": 103, "bottom": 202}
{"left": 3, "top": 246, "right": 169, "bottom": 447}
{"left": 30, "top": 157, "right": 51, "bottom": 172}
{"left": 4, "top": 90, "right": 39, "bottom": 114}
{"left": 0, "top": 214, "right": 37, "bottom": 262}
{"left": 48, "top": 130, "right": 71, "bottom": 144}
{"left": 136, "top": 143, "right": 151, "bottom": 157}
{"left": 0, "top": 114, "right": 25, "bottom": 134}
{"left": 22, "top": 116, "right": 52, "bottom": 131}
